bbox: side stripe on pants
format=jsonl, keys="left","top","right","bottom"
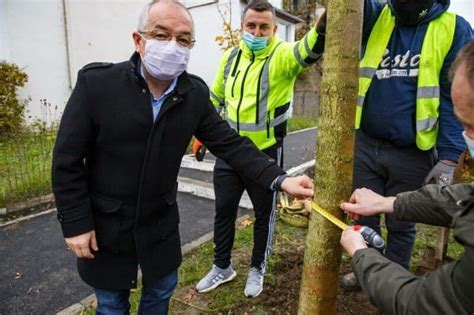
{"left": 260, "top": 146, "right": 283, "bottom": 273}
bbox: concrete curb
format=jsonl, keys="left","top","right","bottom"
{"left": 176, "top": 159, "right": 316, "bottom": 205}
{"left": 178, "top": 127, "right": 317, "bottom": 174}
{"left": 0, "top": 208, "right": 56, "bottom": 228}
{"left": 287, "top": 126, "right": 317, "bottom": 135}
{"left": 180, "top": 156, "right": 215, "bottom": 172}
{"left": 286, "top": 159, "right": 315, "bottom": 176}
{"left": 178, "top": 176, "right": 253, "bottom": 209}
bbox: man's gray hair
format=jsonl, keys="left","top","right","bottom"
{"left": 137, "top": 0, "right": 195, "bottom": 34}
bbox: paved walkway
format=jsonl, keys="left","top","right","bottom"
{"left": 0, "top": 128, "right": 317, "bottom": 314}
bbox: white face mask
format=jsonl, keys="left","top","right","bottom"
{"left": 140, "top": 36, "right": 190, "bottom": 81}
{"left": 462, "top": 131, "right": 474, "bottom": 157}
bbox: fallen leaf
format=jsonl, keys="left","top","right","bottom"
{"left": 5, "top": 223, "right": 19, "bottom": 231}
{"left": 184, "top": 288, "right": 198, "bottom": 302}
{"left": 15, "top": 272, "right": 23, "bottom": 279}
{"left": 27, "top": 288, "right": 32, "bottom": 295}
{"left": 238, "top": 219, "right": 253, "bottom": 228}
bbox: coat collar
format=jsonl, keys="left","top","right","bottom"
{"left": 128, "top": 52, "right": 195, "bottom": 96}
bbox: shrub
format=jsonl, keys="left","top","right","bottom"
{"left": 0, "top": 61, "right": 28, "bottom": 140}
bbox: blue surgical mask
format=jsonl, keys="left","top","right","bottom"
{"left": 242, "top": 31, "right": 268, "bottom": 51}
{"left": 462, "top": 131, "right": 474, "bottom": 157}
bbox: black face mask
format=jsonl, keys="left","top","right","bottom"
{"left": 392, "top": 0, "right": 434, "bottom": 26}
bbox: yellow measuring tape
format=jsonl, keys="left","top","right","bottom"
{"left": 311, "top": 201, "right": 348, "bottom": 230}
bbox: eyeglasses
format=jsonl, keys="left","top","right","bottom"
{"left": 140, "top": 29, "right": 196, "bottom": 48}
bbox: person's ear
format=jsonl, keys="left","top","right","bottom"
{"left": 132, "top": 32, "right": 143, "bottom": 53}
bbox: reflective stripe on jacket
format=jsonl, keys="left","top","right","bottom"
{"left": 356, "top": 5, "right": 456, "bottom": 150}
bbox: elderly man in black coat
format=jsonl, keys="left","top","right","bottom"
{"left": 51, "top": 0, "right": 313, "bottom": 313}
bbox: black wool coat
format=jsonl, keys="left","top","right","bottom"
{"left": 52, "top": 53, "right": 284, "bottom": 289}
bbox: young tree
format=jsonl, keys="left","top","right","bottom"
{"left": 298, "top": 1, "right": 363, "bottom": 313}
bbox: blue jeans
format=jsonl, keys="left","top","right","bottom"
{"left": 353, "top": 130, "right": 435, "bottom": 269}
{"left": 94, "top": 270, "right": 177, "bottom": 315}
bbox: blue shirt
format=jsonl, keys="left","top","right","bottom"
{"left": 139, "top": 63, "right": 178, "bottom": 121}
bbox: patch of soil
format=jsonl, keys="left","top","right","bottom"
{"left": 231, "top": 247, "right": 378, "bottom": 314}
{"left": 257, "top": 247, "right": 305, "bottom": 313}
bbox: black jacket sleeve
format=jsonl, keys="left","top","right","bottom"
{"left": 52, "top": 70, "right": 94, "bottom": 238}
{"left": 194, "top": 89, "right": 285, "bottom": 189}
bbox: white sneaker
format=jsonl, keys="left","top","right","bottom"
{"left": 244, "top": 267, "right": 264, "bottom": 297}
{"left": 196, "top": 265, "right": 237, "bottom": 293}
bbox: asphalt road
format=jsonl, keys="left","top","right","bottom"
{"left": 0, "top": 194, "right": 250, "bottom": 314}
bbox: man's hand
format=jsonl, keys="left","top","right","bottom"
{"left": 192, "top": 138, "right": 206, "bottom": 161}
{"left": 65, "top": 230, "right": 98, "bottom": 259}
{"left": 340, "top": 227, "right": 368, "bottom": 256}
{"left": 340, "top": 188, "right": 395, "bottom": 221}
{"left": 280, "top": 175, "right": 314, "bottom": 198}
{"left": 423, "top": 160, "right": 456, "bottom": 186}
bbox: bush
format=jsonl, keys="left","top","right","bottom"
{"left": 0, "top": 61, "right": 28, "bottom": 140}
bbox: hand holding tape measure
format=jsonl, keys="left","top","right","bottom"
{"left": 310, "top": 201, "right": 385, "bottom": 252}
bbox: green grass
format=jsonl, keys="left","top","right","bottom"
{"left": 0, "top": 131, "right": 55, "bottom": 207}
{"left": 287, "top": 116, "right": 318, "bottom": 133}
{"left": 410, "top": 224, "right": 464, "bottom": 271}
{"left": 78, "top": 220, "right": 307, "bottom": 314}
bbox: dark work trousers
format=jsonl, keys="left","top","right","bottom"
{"left": 213, "top": 145, "right": 283, "bottom": 273}
{"left": 353, "top": 130, "right": 435, "bottom": 269}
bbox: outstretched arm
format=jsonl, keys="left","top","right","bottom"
{"left": 340, "top": 184, "right": 474, "bottom": 227}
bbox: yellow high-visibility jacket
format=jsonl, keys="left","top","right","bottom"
{"left": 211, "top": 28, "right": 322, "bottom": 150}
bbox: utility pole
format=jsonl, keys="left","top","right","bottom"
{"left": 298, "top": 1, "right": 363, "bottom": 314}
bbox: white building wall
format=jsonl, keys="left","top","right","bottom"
{"left": 1, "top": 0, "right": 247, "bottom": 118}
{"left": 6, "top": 0, "right": 469, "bottom": 122}
{"left": 2, "top": 0, "right": 71, "bottom": 119}
{"left": 64, "top": 0, "right": 148, "bottom": 82}
{"left": 187, "top": 0, "right": 239, "bottom": 86}
{"left": 450, "top": 0, "right": 474, "bottom": 26}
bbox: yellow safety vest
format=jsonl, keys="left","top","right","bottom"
{"left": 356, "top": 5, "right": 456, "bottom": 150}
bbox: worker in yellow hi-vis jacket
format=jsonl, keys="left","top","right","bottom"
{"left": 194, "top": 0, "right": 325, "bottom": 297}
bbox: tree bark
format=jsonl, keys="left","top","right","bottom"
{"left": 297, "top": 1, "right": 363, "bottom": 314}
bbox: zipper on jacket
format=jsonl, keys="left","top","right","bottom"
{"left": 231, "top": 50, "right": 242, "bottom": 77}
{"left": 231, "top": 70, "right": 240, "bottom": 98}
{"left": 255, "top": 56, "right": 269, "bottom": 124}
{"left": 236, "top": 52, "right": 255, "bottom": 133}
{"left": 266, "top": 111, "right": 270, "bottom": 138}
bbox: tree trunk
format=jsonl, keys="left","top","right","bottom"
{"left": 297, "top": 1, "right": 363, "bottom": 314}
